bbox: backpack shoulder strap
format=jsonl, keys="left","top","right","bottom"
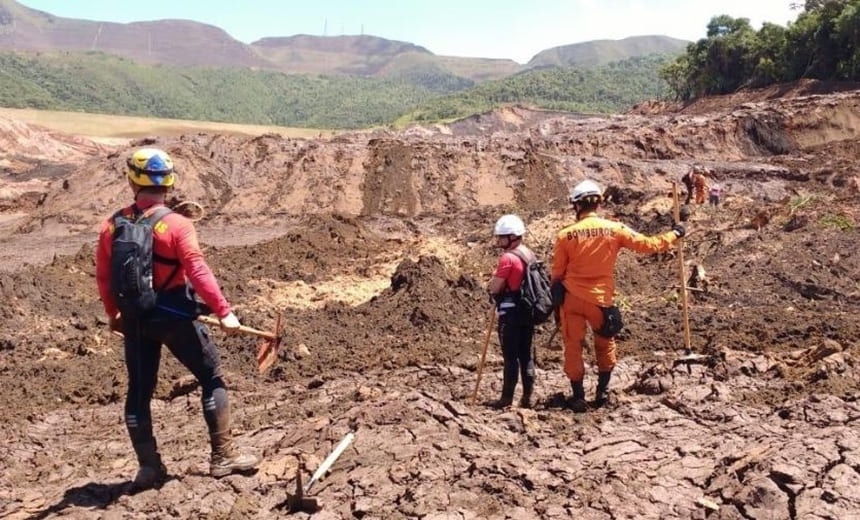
{"left": 141, "top": 206, "right": 182, "bottom": 289}
{"left": 509, "top": 247, "right": 536, "bottom": 266}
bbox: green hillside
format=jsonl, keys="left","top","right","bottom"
{"left": 0, "top": 50, "right": 671, "bottom": 128}
{"left": 0, "top": 51, "right": 437, "bottom": 128}
{"left": 396, "top": 54, "right": 673, "bottom": 124}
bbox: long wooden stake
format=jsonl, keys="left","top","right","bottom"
{"left": 471, "top": 307, "right": 496, "bottom": 405}
{"left": 672, "top": 183, "right": 693, "bottom": 352}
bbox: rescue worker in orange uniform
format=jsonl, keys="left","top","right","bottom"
{"left": 95, "top": 148, "right": 259, "bottom": 489}
{"left": 551, "top": 180, "right": 686, "bottom": 412}
{"left": 693, "top": 170, "right": 709, "bottom": 205}
{"left": 487, "top": 215, "right": 538, "bottom": 409}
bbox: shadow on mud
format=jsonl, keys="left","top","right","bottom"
{"left": 25, "top": 479, "right": 147, "bottom": 520}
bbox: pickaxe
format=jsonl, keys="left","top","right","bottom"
{"left": 197, "top": 314, "right": 282, "bottom": 373}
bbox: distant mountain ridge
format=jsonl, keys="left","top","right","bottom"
{"left": 528, "top": 35, "right": 689, "bottom": 68}
{"left": 0, "top": 0, "right": 687, "bottom": 82}
{"left": 252, "top": 34, "right": 431, "bottom": 56}
{"left": 0, "top": 0, "right": 269, "bottom": 68}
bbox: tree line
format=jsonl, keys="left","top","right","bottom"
{"left": 661, "top": 0, "right": 860, "bottom": 100}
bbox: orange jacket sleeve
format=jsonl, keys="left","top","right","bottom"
{"left": 95, "top": 218, "right": 117, "bottom": 318}
{"left": 614, "top": 224, "right": 677, "bottom": 254}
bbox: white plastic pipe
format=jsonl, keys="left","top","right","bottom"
{"left": 305, "top": 431, "right": 355, "bottom": 493}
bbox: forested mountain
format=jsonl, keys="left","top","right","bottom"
{"left": 0, "top": 50, "right": 674, "bottom": 128}
{"left": 397, "top": 55, "right": 673, "bottom": 125}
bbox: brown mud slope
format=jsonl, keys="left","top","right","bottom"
{"left": 2, "top": 82, "right": 860, "bottom": 518}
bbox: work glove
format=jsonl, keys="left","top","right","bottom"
{"left": 219, "top": 312, "right": 241, "bottom": 334}
{"left": 109, "top": 313, "right": 123, "bottom": 334}
{"left": 672, "top": 223, "right": 686, "bottom": 238}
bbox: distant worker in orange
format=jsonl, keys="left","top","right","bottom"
{"left": 551, "top": 180, "right": 686, "bottom": 412}
{"left": 694, "top": 170, "right": 709, "bottom": 204}
{"left": 681, "top": 166, "right": 708, "bottom": 205}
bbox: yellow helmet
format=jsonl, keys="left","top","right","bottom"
{"left": 126, "top": 148, "right": 176, "bottom": 187}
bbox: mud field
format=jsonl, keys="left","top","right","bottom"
{"left": 1, "top": 82, "right": 860, "bottom": 519}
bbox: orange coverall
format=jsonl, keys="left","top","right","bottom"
{"left": 551, "top": 212, "right": 677, "bottom": 382}
{"left": 693, "top": 173, "right": 708, "bottom": 204}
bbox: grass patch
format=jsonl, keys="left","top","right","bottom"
{"left": 787, "top": 195, "right": 815, "bottom": 214}
{"left": 819, "top": 214, "right": 855, "bottom": 231}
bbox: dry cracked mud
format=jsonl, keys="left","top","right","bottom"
{"left": 1, "top": 80, "right": 859, "bottom": 519}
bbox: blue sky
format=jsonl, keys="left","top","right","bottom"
{"left": 19, "top": 1, "right": 799, "bottom": 64}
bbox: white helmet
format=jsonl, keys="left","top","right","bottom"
{"left": 570, "top": 179, "right": 603, "bottom": 203}
{"left": 493, "top": 214, "right": 526, "bottom": 236}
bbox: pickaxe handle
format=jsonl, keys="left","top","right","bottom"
{"left": 197, "top": 315, "right": 277, "bottom": 340}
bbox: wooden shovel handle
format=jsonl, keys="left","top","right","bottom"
{"left": 671, "top": 183, "right": 693, "bottom": 351}
{"left": 197, "top": 315, "right": 277, "bottom": 340}
{"left": 471, "top": 307, "right": 496, "bottom": 406}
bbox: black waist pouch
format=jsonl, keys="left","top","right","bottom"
{"left": 550, "top": 280, "right": 566, "bottom": 308}
{"left": 597, "top": 305, "right": 623, "bottom": 338}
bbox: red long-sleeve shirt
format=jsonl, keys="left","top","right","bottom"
{"left": 95, "top": 199, "right": 231, "bottom": 319}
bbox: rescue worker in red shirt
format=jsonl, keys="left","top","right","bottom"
{"left": 551, "top": 180, "right": 685, "bottom": 413}
{"left": 95, "top": 148, "right": 259, "bottom": 489}
{"left": 486, "top": 214, "right": 538, "bottom": 408}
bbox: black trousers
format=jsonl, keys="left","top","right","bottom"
{"left": 497, "top": 309, "right": 535, "bottom": 395}
{"left": 122, "top": 319, "right": 228, "bottom": 446}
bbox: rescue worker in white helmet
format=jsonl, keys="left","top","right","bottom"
{"left": 95, "top": 148, "right": 260, "bottom": 489}
{"left": 551, "top": 180, "right": 686, "bottom": 413}
{"left": 486, "top": 214, "right": 538, "bottom": 408}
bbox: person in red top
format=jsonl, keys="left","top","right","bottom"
{"left": 95, "top": 148, "right": 259, "bottom": 489}
{"left": 551, "top": 180, "right": 686, "bottom": 413}
{"left": 486, "top": 214, "right": 538, "bottom": 408}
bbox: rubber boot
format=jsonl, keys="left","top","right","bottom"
{"left": 210, "top": 430, "right": 261, "bottom": 478}
{"left": 594, "top": 371, "right": 612, "bottom": 407}
{"left": 209, "top": 407, "right": 260, "bottom": 478}
{"left": 491, "top": 378, "right": 516, "bottom": 409}
{"left": 131, "top": 440, "right": 167, "bottom": 490}
{"left": 519, "top": 375, "right": 535, "bottom": 409}
{"left": 569, "top": 380, "right": 587, "bottom": 413}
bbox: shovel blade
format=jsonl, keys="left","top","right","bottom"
{"left": 255, "top": 313, "right": 282, "bottom": 374}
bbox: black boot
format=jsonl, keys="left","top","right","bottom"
{"left": 594, "top": 371, "right": 612, "bottom": 407}
{"left": 491, "top": 378, "right": 516, "bottom": 409}
{"left": 569, "top": 380, "right": 587, "bottom": 413}
{"left": 131, "top": 439, "right": 167, "bottom": 490}
{"left": 519, "top": 376, "right": 535, "bottom": 409}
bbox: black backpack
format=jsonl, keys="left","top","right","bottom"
{"left": 510, "top": 248, "right": 554, "bottom": 325}
{"left": 109, "top": 206, "right": 180, "bottom": 319}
